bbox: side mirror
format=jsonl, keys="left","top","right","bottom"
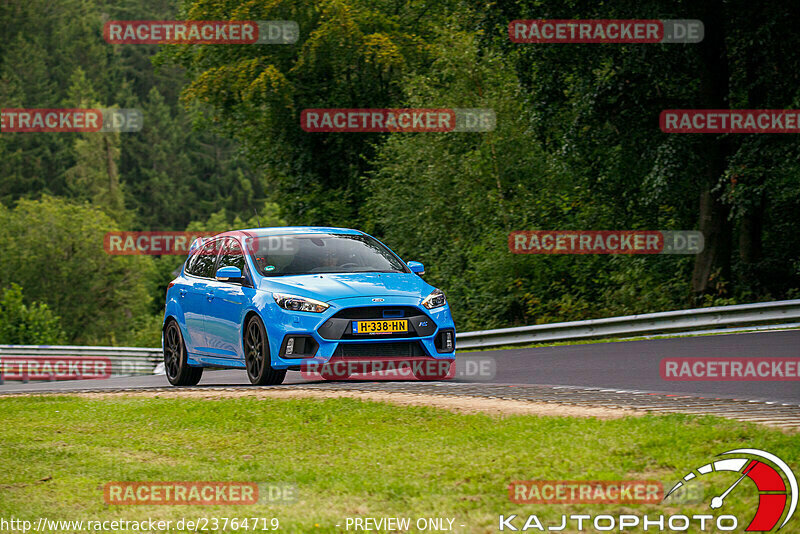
{"left": 407, "top": 261, "right": 425, "bottom": 275}
{"left": 215, "top": 266, "right": 245, "bottom": 283}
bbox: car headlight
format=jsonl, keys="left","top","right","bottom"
{"left": 273, "top": 293, "right": 329, "bottom": 313}
{"left": 421, "top": 288, "right": 447, "bottom": 309}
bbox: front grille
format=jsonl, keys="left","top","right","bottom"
{"left": 318, "top": 307, "right": 436, "bottom": 341}
{"left": 332, "top": 306, "right": 422, "bottom": 319}
{"left": 333, "top": 341, "right": 425, "bottom": 358}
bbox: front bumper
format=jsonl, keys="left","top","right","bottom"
{"left": 266, "top": 295, "right": 456, "bottom": 369}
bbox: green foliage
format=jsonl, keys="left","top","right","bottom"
{"left": 161, "top": 0, "right": 459, "bottom": 226}
{"left": 0, "top": 284, "right": 66, "bottom": 344}
{"left": 482, "top": 0, "right": 800, "bottom": 301}
{"left": 1, "top": 0, "right": 798, "bottom": 343}
{"left": 0, "top": 0, "right": 263, "bottom": 232}
{"left": 365, "top": 29, "right": 698, "bottom": 329}
{"left": 121, "top": 88, "right": 267, "bottom": 231}
{"left": 118, "top": 313, "right": 164, "bottom": 348}
{"left": 63, "top": 69, "right": 132, "bottom": 226}
{"left": 185, "top": 201, "right": 286, "bottom": 234}
{"left": 0, "top": 0, "right": 114, "bottom": 203}
{"left": 0, "top": 197, "right": 156, "bottom": 345}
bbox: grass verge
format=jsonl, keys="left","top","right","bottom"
{"left": 0, "top": 395, "right": 797, "bottom": 533}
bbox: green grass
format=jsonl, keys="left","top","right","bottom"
{"left": 0, "top": 395, "right": 798, "bottom": 533}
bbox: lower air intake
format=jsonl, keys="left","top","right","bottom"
{"left": 333, "top": 342, "right": 425, "bottom": 358}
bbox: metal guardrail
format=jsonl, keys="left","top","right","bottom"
{"left": 0, "top": 345, "right": 161, "bottom": 381}
{"left": 0, "top": 300, "right": 798, "bottom": 381}
{"left": 455, "top": 299, "right": 800, "bottom": 349}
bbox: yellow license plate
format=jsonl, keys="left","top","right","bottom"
{"left": 352, "top": 319, "right": 408, "bottom": 334}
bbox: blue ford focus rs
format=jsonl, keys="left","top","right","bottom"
{"left": 162, "top": 227, "right": 456, "bottom": 386}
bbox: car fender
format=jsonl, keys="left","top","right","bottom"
{"left": 164, "top": 294, "right": 194, "bottom": 349}
{"left": 242, "top": 291, "right": 284, "bottom": 362}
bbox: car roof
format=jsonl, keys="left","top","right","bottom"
{"left": 216, "top": 226, "right": 365, "bottom": 239}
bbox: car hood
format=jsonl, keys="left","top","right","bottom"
{"left": 259, "top": 272, "right": 433, "bottom": 302}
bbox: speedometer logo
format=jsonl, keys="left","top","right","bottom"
{"left": 665, "top": 449, "right": 797, "bottom": 531}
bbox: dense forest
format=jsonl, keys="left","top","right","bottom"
{"left": 1, "top": 0, "right": 799, "bottom": 346}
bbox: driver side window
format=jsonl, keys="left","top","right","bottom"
{"left": 189, "top": 239, "right": 222, "bottom": 278}
{"left": 218, "top": 239, "right": 246, "bottom": 274}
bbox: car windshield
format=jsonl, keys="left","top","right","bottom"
{"left": 246, "top": 233, "right": 410, "bottom": 276}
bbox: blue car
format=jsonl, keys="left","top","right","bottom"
{"left": 162, "top": 227, "right": 456, "bottom": 386}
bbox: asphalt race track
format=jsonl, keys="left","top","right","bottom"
{"left": 485, "top": 329, "right": 800, "bottom": 404}
{"left": 1, "top": 330, "right": 798, "bottom": 401}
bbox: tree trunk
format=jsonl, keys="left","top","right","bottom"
{"left": 739, "top": 207, "right": 763, "bottom": 264}
{"left": 690, "top": 1, "right": 733, "bottom": 302}
{"left": 737, "top": 200, "right": 763, "bottom": 291}
{"left": 691, "top": 186, "right": 731, "bottom": 298}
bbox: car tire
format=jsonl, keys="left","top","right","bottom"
{"left": 164, "top": 320, "right": 203, "bottom": 386}
{"left": 244, "top": 315, "right": 286, "bottom": 386}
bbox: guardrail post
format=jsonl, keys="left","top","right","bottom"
{"left": 22, "top": 369, "right": 28, "bottom": 384}
{"left": 0, "top": 369, "right": 3, "bottom": 385}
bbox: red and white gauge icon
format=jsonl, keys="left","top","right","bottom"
{"left": 665, "top": 449, "right": 797, "bottom": 531}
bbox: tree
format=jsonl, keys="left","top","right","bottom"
{"left": 63, "top": 68, "right": 133, "bottom": 226}
{"left": 366, "top": 26, "right": 691, "bottom": 329}
{"left": 0, "top": 0, "right": 260, "bottom": 233}
{"left": 160, "top": 0, "right": 458, "bottom": 226}
{"left": 0, "top": 284, "right": 66, "bottom": 344}
{"left": 483, "top": 0, "right": 800, "bottom": 303}
{"left": 0, "top": 0, "right": 114, "bottom": 205}
{"left": 0, "top": 197, "right": 155, "bottom": 344}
